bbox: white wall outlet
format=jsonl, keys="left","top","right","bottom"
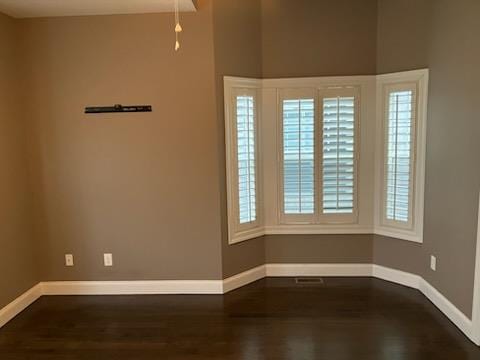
{"left": 104, "top": 253, "right": 113, "bottom": 267}
{"left": 430, "top": 255, "right": 437, "bottom": 271}
{"left": 65, "top": 254, "right": 74, "bottom": 267}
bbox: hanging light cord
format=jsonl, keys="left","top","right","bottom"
{"left": 174, "top": 0, "right": 182, "bottom": 51}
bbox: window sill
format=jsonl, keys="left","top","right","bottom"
{"left": 229, "top": 224, "right": 423, "bottom": 244}
{"left": 229, "top": 224, "right": 373, "bottom": 244}
{"left": 264, "top": 225, "right": 372, "bottom": 235}
{"left": 374, "top": 226, "right": 423, "bottom": 244}
{"left": 229, "top": 227, "right": 264, "bottom": 245}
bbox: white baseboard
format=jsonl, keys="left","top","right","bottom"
{"left": 266, "top": 263, "right": 372, "bottom": 277}
{"left": 0, "top": 284, "right": 42, "bottom": 328}
{"left": 419, "top": 278, "right": 476, "bottom": 345}
{"left": 42, "top": 280, "right": 223, "bottom": 295}
{"left": 372, "top": 264, "right": 421, "bottom": 289}
{"left": 223, "top": 265, "right": 266, "bottom": 293}
{"left": 1, "top": 264, "right": 478, "bottom": 346}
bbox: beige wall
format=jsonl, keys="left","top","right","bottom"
{"left": 0, "top": 13, "right": 38, "bottom": 308}
{"left": 266, "top": 235, "right": 372, "bottom": 264}
{"left": 376, "top": 0, "right": 480, "bottom": 317}
{"left": 212, "top": 0, "right": 265, "bottom": 278}
{"left": 376, "top": 0, "right": 430, "bottom": 73}
{"left": 20, "top": 1, "right": 224, "bottom": 281}
{"left": 373, "top": 235, "right": 423, "bottom": 275}
{"left": 261, "top": 0, "right": 377, "bottom": 78}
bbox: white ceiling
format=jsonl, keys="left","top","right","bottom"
{"left": 0, "top": 0, "right": 197, "bottom": 18}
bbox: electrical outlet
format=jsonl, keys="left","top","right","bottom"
{"left": 104, "top": 253, "right": 113, "bottom": 267}
{"left": 65, "top": 254, "right": 74, "bottom": 267}
{"left": 430, "top": 255, "right": 436, "bottom": 271}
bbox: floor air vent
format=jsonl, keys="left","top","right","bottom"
{"left": 295, "top": 277, "right": 324, "bottom": 285}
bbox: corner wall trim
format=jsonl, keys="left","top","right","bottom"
{"left": 1, "top": 264, "right": 478, "bottom": 346}
{"left": 0, "top": 284, "right": 42, "bottom": 329}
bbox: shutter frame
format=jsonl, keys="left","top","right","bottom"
{"left": 278, "top": 88, "right": 318, "bottom": 225}
{"left": 381, "top": 82, "right": 418, "bottom": 230}
{"left": 318, "top": 87, "right": 360, "bottom": 224}
{"left": 277, "top": 86, "right": 360, "bottom": 225}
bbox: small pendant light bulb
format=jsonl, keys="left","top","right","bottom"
{"left": 174, "top": 0, "right": 182, "bottom": 51}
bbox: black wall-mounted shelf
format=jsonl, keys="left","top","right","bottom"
{"left": 85, "top": 104, "right": 152, "bottom": 114}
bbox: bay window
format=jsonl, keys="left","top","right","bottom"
{"left": 224, "top": 69, "right": 428, "bottom": 244}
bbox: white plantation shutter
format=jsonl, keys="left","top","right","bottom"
{"left": 385, "top": 89, "right": 415, "bottom": 223}
{"left": 280, "top": 88, "right": 358, "bottom": 223}
{"left": 236, "top": 95, "right": 256, "bottom": 224}
{"left": 322, "top": 96, "right": 356, "bottom": 214}
{"left": 282, "top": 99, "right": 315, "bottom": 214}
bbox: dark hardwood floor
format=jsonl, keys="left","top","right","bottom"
{"left": 0, "top": 277, "right": 479, "bottom": 359}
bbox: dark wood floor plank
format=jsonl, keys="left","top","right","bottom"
{"left": 0, "top": 277, "right": 479, "bottom": 359}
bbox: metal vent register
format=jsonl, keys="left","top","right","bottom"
{"left": 295, "top": 277, "right": 324, "bottom": 285}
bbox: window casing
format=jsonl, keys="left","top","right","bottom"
{"left": 375, "top": 70, "right": 428, "bottom": 243}
{"left": 225, "top": 81, "right": 263, "bottom": 244}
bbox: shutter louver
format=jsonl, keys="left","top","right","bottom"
{"left": 322, "top": 97, "right": 355, "bottom": 214}
{"left": 236, "top": 95, "right": 256, "bottom": 224}
{"left": 282, "top": 99, "right": 315, "bottom": 214}
{"left": 386, "top": 90, "right": 414, "bottom": 223}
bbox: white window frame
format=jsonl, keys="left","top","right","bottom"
{"left": 224, "top": 77, "right": 263, "bottom": 244}
{"left": 263, "top": 76, "right": 375, "bottom": 236}
{"left": 374, "top": 69, "right": 429, "bottom": 243}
